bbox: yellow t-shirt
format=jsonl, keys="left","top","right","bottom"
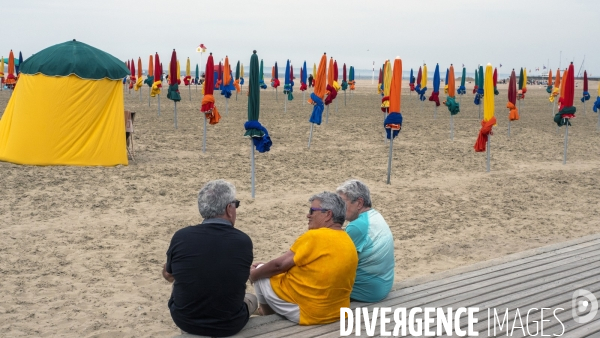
{"left": 270, "top": 228, "right": 358, "bottom": 325}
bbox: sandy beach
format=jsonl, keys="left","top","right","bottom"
{"left": 1, "top": 79, "right": 599, "bottom": 337}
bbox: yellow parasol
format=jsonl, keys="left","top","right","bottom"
{"left": 421, "top": 64, "right": 428, "bottom": 89}
{"left": 381, "top": 60, "right": 392, "bottom": 112}
{"left": 474, "top": 64, "right": 497, "bottom": 164}
{"left": 135, "top": 57, "right": 144, "bottom": 92}
{"left": 0, "top": 57, "right": 4, "bottom": 89}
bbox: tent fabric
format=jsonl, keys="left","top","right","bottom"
{"left": 0, "top": 74, "right": 127, "bottom": 166}
{"left": 384, "top": 113, "right": 402, "bottom": 139}
{"left": 20, "top": 40, "right": 129, "bottom": 80}
{"left": 474, "top": 117, "right": 496, "bottom": 152}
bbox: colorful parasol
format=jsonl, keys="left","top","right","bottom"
{"left": 474, "top": 63, "right": 497, "bottom": 166}
{"left": 507, "top": 69, "right": 519, "bottom": 124}
{"left": 581, "top": 70, "right": 590, "bottom": 103}
{"left": 200, "top": 53, "right": 220, "bottom": 153}
{"left": 0, "top": 57, "right": 4, "bottom": 89}
{"left": 308, "top": 53, "right": 328, "bottom": 148}
{"left": 151, "top": 52, "right": 162, "bottom": 100}
{"left": 474, "top": 65, "right": 484, "bottom": 106}
{"left": 259, "top": 59, "right": 267, "bottom": 89}
{"left": 283, "top": 59, "right": 294, "bottom": 103}
{"left": 409, "top": 68, "right": 415, "bottom": 92}
{"left": 417, "top": 64, "right": 428, "bottom": 101}
{"left": 128, "top": 58, "right": 135, "bottom": 90}
{"left": 16, "top": 51, "right": 23, "bottom": 75}
{"left": 234, "top": 60, "right": 241, "bottom": 94}
{"left": 444, "top": 68, "right": 449, "bottom": 95}
{"left": 493, "top": 68, "right": 499, "bottom": 95}
{"left": 593, "top": 78, "right": 600, "bottom": 121}
{"left": 428, "top": 63, "right": 441, "bottom": 107}
{"left": 472, "top": 68, "right": 478, "bottom": 94}
{"left": 244, "top": 50, "right": 272, "bottom": 198}
{"left": 195, "top": 63, "right": 199, "bottom": 86}
{"left": 377, "top": 67, "right": 383, "bottom": 94}
{"left": 550, "top": 68, "right": 561, "bottom": 103}
{"left": 332, "top": 60, "right": 340, "bottom": 91}
{"left": 134, "top": 57, "right": 143, "bottom": 92}
{"left": 5, "top": 50, "right": 16, "bottom": 88}
{"left": 555, "top": 63, "right": 576, "bottom": 164}
{"left": 518, "top": 67, "right": 526, "bottom": 99}
{"left": 324, "top": 57, "right": 338, "bottom": 109}
{"left": 546, "top": 69, "right": 553, "bottom": 94}
{"left": 457, "top": 67, "right": 466, "bottom": 95}
{"left": 167, "top": 50, "right": 181, "bottom": 129}
{"left": 341, "top": 64, "right": 348, "bottom": 91}
{"left": 415, "top": 66, "right": 422, "bottom": 94}
{"left": 384, "top": 57, "right": 403, "bottom": 184}
{"left": 221, "top": 56, "right": 234, "bottom": 100}
{"left": 381, "top": 60, "right": 392, "bottom": 113}
{"left": 300, "top": 61, "right": 308, "bottom": 91}
{"left": 444, "top": 64, "right": 460, "bottom": 119}
{"left": 349, "top": 66, "right": 355, "bottom": 91}
{"left": 312, "top": 63, "right": 317, "bottom": 85}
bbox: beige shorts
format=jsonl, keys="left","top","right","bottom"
{"left": 254, "top": 273, "right": 300, "bottom": 323}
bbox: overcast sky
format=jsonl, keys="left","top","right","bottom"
{"left": 3, "top": 0, "right": 599, "bottom": 77}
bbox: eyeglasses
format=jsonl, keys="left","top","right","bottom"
{"left": 309, "top": 207, "right": 329, "bottom": 215}
{"left": 230, "top": 200, "right": 240, "bottom": 208}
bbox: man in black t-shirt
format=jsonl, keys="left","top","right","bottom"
{"left": 162, "top": 179, "right": 257, "bottom": 336}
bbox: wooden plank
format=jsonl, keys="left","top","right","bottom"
{"left": 379, "top": 243, "right": 600, "bottom": 306}
{"left": 377, "top": 246, "right": 600, "bottom": 310}
{"left": 282, "top": 263, "right": 600, "bottom": 338}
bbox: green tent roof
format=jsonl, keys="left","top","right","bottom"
{"left": 19, "top": 40, "right": 129, "bottom": 80}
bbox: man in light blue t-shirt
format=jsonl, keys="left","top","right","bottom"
{"left": 337, "top": 180, "right": 395, "bottom": 302}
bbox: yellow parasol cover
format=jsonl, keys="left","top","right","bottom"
{"left": 483, "top": 63, "right": 495, "bottom": 122}
{"left": 0, "top": 57, "right": 4, "bottom": 81}
{"left": 383, "top": 60, "right": 392, "bottom": 97}
{"left": 421, "top": 64, "right": 428, "bottom": 88}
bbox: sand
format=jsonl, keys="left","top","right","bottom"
{"left": 1, "top": 79, "right": 599, "bottom": 337}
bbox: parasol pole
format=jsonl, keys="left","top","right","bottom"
{"left": 189, "top": 83, "right": 191, "bottom": 101}
{"left": 326, "top": 105, "right": 329, "bottom": 124}
{"left": 139, "top": 85, "right": 142, "bottom": 102}
{"left": 308, "top": 123, "right": 314, "bottom": 148}
{"left": 563, "top": 121, "right": 569, "bottom": 164}
{"left": 434, "top": 106, "right": 437, "bottom": 119}
{"left": 486, "top": 135, "right": 491, "bottom": 172}
{"left": 344, "top": 91, "right": 346, "bottom": 106}
{"left": 336, "top": 99, "right": 338, "bottom": 112}
{"left": 276, "top": 88, "right": 278, "bottom": 101}
{"left": 174, "top": 102, "right": 178, "bottom": 129}
{"left": 226, "top": 98, "right": 229, "bottom": 115}
{"left": 508, "top": 120, "right": 511, "bottom": 137}
{"left": 450, "top": 115, "right": 454, "bottom": 140}
{"left": 285, "top": 98, "right": 287, "bottom": 113}
{"left": 386, "top": 132, "right": 396, "bottom": 185}
{"left": 478, "top": 104, "right": 481, "bottom": 120}
{"left": 202, "top": 116, "right": 207, "bottom": 153}
{"left": 148, "top": 88, "right": 151, "bottom": 107}
{"left": 303, "top": 91, "right": 305, "bottom": 106}
{"left": 158, "top": 94, "right": 161, "bottom": 116}
{"left": 250, "top": 139, "right": 256, "bottom": 198}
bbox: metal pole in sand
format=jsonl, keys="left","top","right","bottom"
{"left": 308, "top": 123, "right": 314, "bottom": 149}
{"left": 434, "top": 106, "right": 437, "bottom": 119}
{"left": 276, "top": 88, "right": 278, "bottom": 101}
{"left": 174, "top": 102, "right": 178, "bottom": 129}
{"left": 158, "top": 94, "right": 161, "bottom": 116}
{"left": 563, "top": 121, "right": 569, "bottom": 165}
{"left": 285, "top": 98, "right": 287, "bottom": 113}
{"left": 202, "top": 116, "right": 207, "bottom": 153}
{"left": 336, "top": 99, "right": 338, "bottom": 112}
{"left": 450, "top": 115, "right": 454, "bottom": 140}
{"left": 478, "top": 104, "right": 481, "bottom": 120}
{"left": 303, "top": 91, "right": 305, "bottom": 106}
{"left": 486, "top": 134, "right": 491, "bottom": 172}
{"left": 344, "top": 91, "right": 346, "bottom": 106}
{"left": 250, "top": 139, "right": 255, "bottom": 198}
{"left": 325, "top": 105, "right": 329, "bottom": 124}
{"left": 148, "top": 88, "right": 151, "bottom": 107}
{"left": 189, "top": 84, "right": 191, "bottom": 101}
{"left": 583, "top": 100, "right": 586, "bottom": 116}
{"left": 225, "top": 98, "right": 229, "bottom": 115}
{"left": 508, "top": 120, "right": 511, "bottom": 138}
{"left": 386, "top": 132, "right": 397, "bottom": 185}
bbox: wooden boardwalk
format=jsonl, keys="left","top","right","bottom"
{"left": 177, "top": 233, "right": 600, "bottom": 337}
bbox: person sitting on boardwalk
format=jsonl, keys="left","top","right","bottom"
{"left": 249, "top": 191, "right": 358, "bottom": 325}
{"left": 337, "top": 179, "right": 395, "bottom": 302}
{"left": 162, "top": 179, "right": 257, "bottom": 336}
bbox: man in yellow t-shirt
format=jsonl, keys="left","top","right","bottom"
{"left": 249, "top": 191, "right": 358, "bottom": 325}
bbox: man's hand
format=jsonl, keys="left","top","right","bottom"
{"left": 162, "top": 263, "right": 174, "bottom": 283}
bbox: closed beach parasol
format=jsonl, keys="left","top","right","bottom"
{"left": 0, "top": 57, "right": 4, "bottom": 91}
{"left": 415, "top": 66, "right": 422, "bottom": 97}
{"left": 271, "top": 62, "right": 280, "bottom": 100}
{"left": 244, "top": 50, "right": 272, "bottom": 198}
{"left": 349, "top": 66, "right": 355, "bottom": 93}
{"left": 200, "top": 53, "right": 221, "bottom": 153}
{"left": 307, "top": 53, "right": 327, "bottom": 148}
{"left": 474, "top": 64, "right": 497, "bottom": 173}
{"left": 593, "top": 78, "right": 600, "bottom": 130}
{"left": 300, "top": 60, "right": 307, "bottom": 104}
{"left": 457, "top": 67, "right": 466, "bottom": 98}
{"left": 258, "top": 60, "right": 267, "bottom": 89}
{"left": 474, "top": 65, "right": 484, "bottom": 119}
{"left": 381, "top": 60, "right": 392, "bottom": 120}
{"left": 167, "top": 49, "right": 181, "bottom": 129}
{"left": 341, "top": 63, "right": 348, "bottom": 105}
{"left": 151, "top": 53, "right": 162, "bottom": 115}
{"left": 144, "top": 54, "right": 154, "bottom": 106}
{"left": 283, "top": 59, "right": 294, "bottom": 111}
{"left": 221, "top": 56, "right": 235, "bottom": 114}
{"left": 134, "top": 57, "right": 144, "bottom": 100}
{"left": 444, "top": 68, "right": 449, "bottom": 95}
{"left": 581, "top": 71, "right": 590, "bottom": 115}
{"left": 195, "top": 63, "right": 199, "bottom": 91}
{"left": 333, "top": 60, "right": 340, "bottom": 112}
{"left": 546, "top": 70, "right": 553, "bottom": 94}
{"left": 16, "top": 51, "right": 23, "bottom": 76}
{"left": 324, "top": 57, "right": 339, "bottom": 123}
{"left": 554, "top": 63, "right": 575, "bottom": 164}
{"left": 234, "top": 60, "right": 241, "bottom": 100}
{"left": 409, "top": 68, "right": 415, "bottom": 94}
{"left": 507, "top": 69, "right": 519, "bottom": 137}
{"left": 129, "top": 59, "right": 136, "bottom": 91}
{"left": 444, "top": 64, "right": 460, "bottom": 139}
{"left": 417, "top": 64, "right": 428, "bottom": 107}
{"left": 184, "top": 57, "right": 192, "bottom": 100}
{"left": 493, "top": 68, "right": 499, "bottom": 95}
{"left": 429, "top": 64, "right": 441, "bottom": 118}
{"left": 5, "top": 50, "right": 16, "bottom": 88}
{"left": 384, "top": 57, "right": 403, "bottom": 184}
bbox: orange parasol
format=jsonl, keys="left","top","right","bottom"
{"left": 6, "top": 50, "right": 16, "bottom": 87}
{"left": 385, "top": 57, "right": 403, "bottom": 184}
{"left": 307, "top": 53, "right": 328, "bottom": 148}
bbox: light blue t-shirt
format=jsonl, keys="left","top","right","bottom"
{"left": 345, "top": 209, "right": 395, "bottom": 302}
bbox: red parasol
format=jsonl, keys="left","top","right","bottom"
{"left": 507, "top": 69, "right": 519, "bottom": 121}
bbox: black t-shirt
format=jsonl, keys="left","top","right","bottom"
{"left": 166, "top": 218, "right": 253, "bottom": 337}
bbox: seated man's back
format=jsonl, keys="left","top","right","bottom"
{"left": 166, "top": 220, "right": 252, "bottom": 336}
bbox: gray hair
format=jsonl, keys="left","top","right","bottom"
{"left": 197, "top": 179, "right": 236, "bottom": 219}
{"left": 336, "top": 179, "right": 372, "bottom": 208}
{"left": 309, "top": 191, "right": 346, "bottom": 225}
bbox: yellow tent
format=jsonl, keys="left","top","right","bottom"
{"left": 0, "top": 40, "right": 130, "bottom": 166}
